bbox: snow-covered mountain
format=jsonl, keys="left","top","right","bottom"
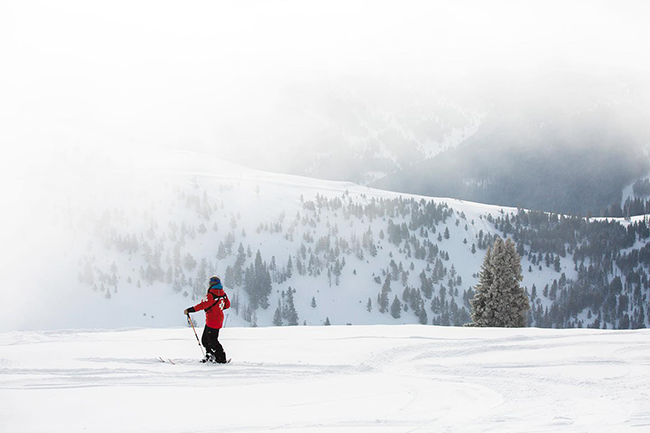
{"left": 7, "top": 147, "right": 649, "bottom": 331}
{"left": 215, "top": 80, "right": 484, "bottom": 185}
{"left": 290, "top": 84, "right": 484, "bottom": 184}
{"left": 375, "top": 98, "right": 650, "bottom": 217}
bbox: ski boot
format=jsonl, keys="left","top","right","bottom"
{"left": 200, "top": 353, "right": 217, "bottom": 363}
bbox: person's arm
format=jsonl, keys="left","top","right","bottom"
{"left": 223, "top": 294, "right": 231, "bottom": 310}
{"left": 184, "top": 293, "right": 214, "bottom": 315}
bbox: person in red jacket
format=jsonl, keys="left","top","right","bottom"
{"left": 184, "top": 275, "right": 230, "bottom": 363}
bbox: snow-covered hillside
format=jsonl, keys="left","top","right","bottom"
{"left": 1, "top": 325, "right": 649, "bottom": 432}
{"left": 291, "top": 87, "right": 485, "bottom": 184}
{"left": 12, "top": 148, "right": 493, "bottom": 330}
{"left": 4, "top": 146, "right": 648, "bottom": 332}
{"left": 223, "top": 81, "right": 485, "bottom": 185}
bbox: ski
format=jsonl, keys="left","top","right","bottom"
{"left": 158, "top": 357, "right": 176, "bottom": 364}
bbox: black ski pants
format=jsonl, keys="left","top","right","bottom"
{"left": 201, "top": 325, "right": 227, "bottom": 363}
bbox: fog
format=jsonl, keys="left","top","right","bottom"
{"left": 3, "top": 1, "right": 649, "bottom": 166}
{"left": 1, "top": 0, "right": 650, "bottom": 329}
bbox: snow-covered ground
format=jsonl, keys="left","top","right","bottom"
{"left": 1, "top": 325, "right": 649, "bottom": 432}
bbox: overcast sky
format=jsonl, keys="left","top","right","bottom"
{"left": 2, "top": 0, "right": 649, "bottom": 168}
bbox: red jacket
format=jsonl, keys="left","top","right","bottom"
{"left": 189, "top": 286, "right": 230, "bottom": 329}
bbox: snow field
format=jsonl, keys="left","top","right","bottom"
{"left": 1, "top": 325, "right": 649, "bottom": 432}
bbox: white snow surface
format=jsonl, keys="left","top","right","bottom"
{"left": 1, "top": 325, "right": 649, "bottom": 432}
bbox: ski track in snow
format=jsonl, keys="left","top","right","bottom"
{"left": 1, "top": 326, "right": 649, "bottom": 432}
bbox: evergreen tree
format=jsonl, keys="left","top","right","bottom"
{"left": 183, "top": 253, "right": 197, "bottom": 271}
{"left": 379, "top": 290, "right": 389, "bottom": 313}
{"left": 469, "top": 237, "right": 529, "bottom": 327}
{"left": 232, "top": 292, "right": 240, "bottom": 315}
{"left": 286, "top": 256, "right": 293, "bottom": 279}
{"left": 273, "top": 304, "right": 283, "bottom": 326}
{"left": 549, "top": 280, "right": 558, "bottom": 301}
{"left": 382, "top": 274, "right": 391, "bottom": 293}
{"left": 285, "top": 287, "right": 299, "bottom": 326}
{"left": 418, "top": 304, "right": 428, "bottom": 324}
{"left": 196, "top": 258, "right": 207, "bottom": 289}
{"left": 390, "top": 295, "right": 402, "bottom": 319}
{"left": 420, "top": 270, "right": 433, "bottom": 299}
{"left": 402, "top": 286, "right": 411, "bottom": 303}
{"left": 281, "top": 290, "right": 288, "bottom": 319}
{"left": 553, "top": 255, "right": 561, "bottom": 272}
{"left": 324, "top": 317, "right": 331, "bottom": 326}
{"left": 257, "top": 252, "right": 272, "bottom": 309}
{"left": 243, "top": 250, "right": 273, "bottom": 310}
{"left": 224, "top": 265, "right": 235, "bottom": 289}
{"left": 233, "top": 243, "right": 246, "bottom": 286}
{"left": 216, "top": 242, "right": 227, "bottom": 260}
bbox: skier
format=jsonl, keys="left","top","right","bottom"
{"left": 184, "top": 275, "right": 230, "bottom": 363}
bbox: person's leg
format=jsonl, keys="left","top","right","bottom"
{"left": 201, "top": 326, "right": 218, "bottom": 361}
{"left": 213, "top": 328, "right": 227, "bottom": 363}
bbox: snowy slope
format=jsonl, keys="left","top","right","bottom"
{"left": 1, "top": 325, "right": 649, "bottom": 432}
{"left": 2, "top": 147, "right": 507, "bottom": 330}
{"left": 3, "top": 146, "right": 647, "bottom": 331}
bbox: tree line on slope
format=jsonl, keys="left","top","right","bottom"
{"left": 75, "top": 185, "right": 647, "bottom": 329}
{"left": 492, "top": 209, "right": 648, "bottom": 329}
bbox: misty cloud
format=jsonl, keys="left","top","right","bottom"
{"left": 2, "top": 0, "right": 649, "bottom": 165}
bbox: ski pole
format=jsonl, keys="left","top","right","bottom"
{"left": 186, "top": 314, "right": 205, "bottom": 357}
